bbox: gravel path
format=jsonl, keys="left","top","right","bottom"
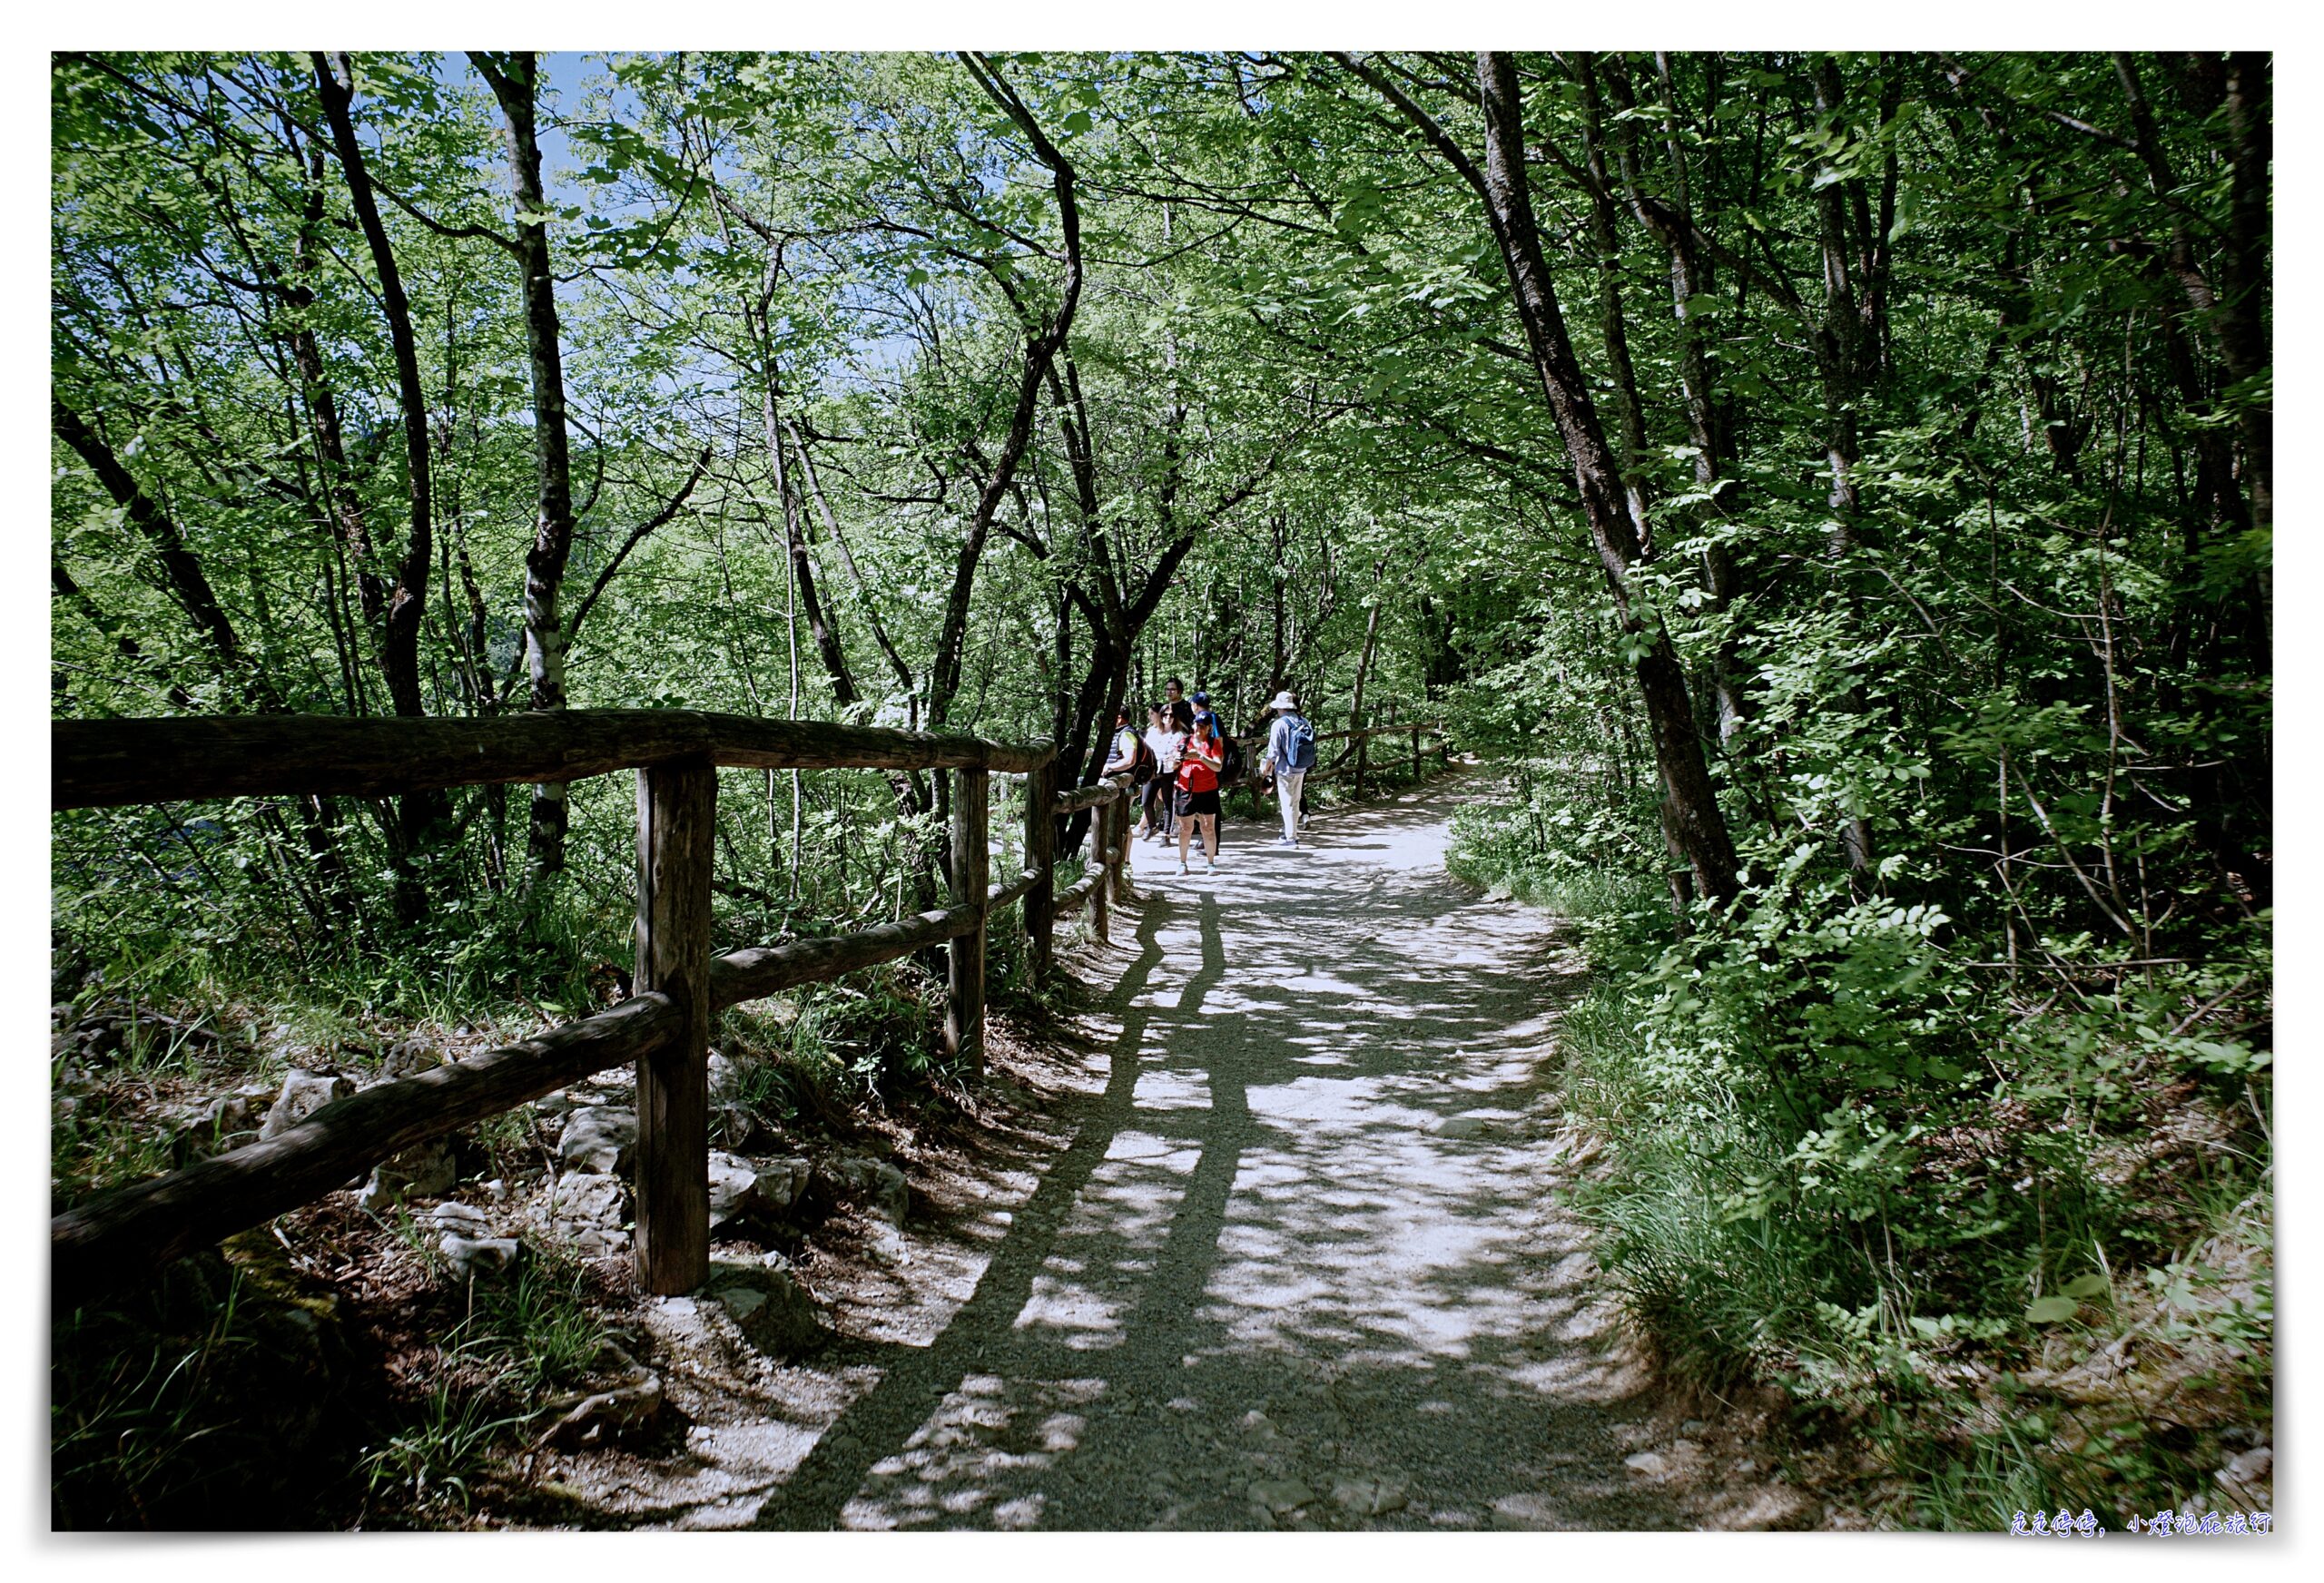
{"left": 746, "top": 773, "right": 1697, "bottom": 1530}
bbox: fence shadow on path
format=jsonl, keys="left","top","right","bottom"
{"left": 756, "top": 776, "right": 1684, "bottom": 1529}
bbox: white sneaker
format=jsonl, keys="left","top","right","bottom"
{"left": 1206, "top": 858, "right": 1217, "bottom": 874}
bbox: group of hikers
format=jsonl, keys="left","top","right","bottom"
{"left": 1100, "top": 677, "right": 1320, "bottom": 876}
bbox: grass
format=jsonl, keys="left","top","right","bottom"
{"left": 357, "top": 1381, "right": 534, "bottom": 1520}
{"left": 451, "top": 1245, "right": 613, "bottom": 1394}
{"left": 1449, "top": 777, "right": 2275, "bottom": 1531}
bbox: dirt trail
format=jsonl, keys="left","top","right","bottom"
{"left": 578, "top": 774, "right": 1801, "bottom": 1529}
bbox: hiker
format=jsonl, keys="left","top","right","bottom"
{"left": 1099, "top": 705, "right": 1157, "bottom": 862}
{"left": 1101, "top": 703, "right": 1146, "bottom": 781}
{"left": 1262, "top": 689, "right": 1316, "bottom": 847}
{"left": 1138, "top": 703, "right": 1183, "bottom": 841}
{"left": 1189, "top": 690, "right": 1244, "bottom": 785}
{"left": 1175, "top": 710, "right": 1226, "bottom": 875}
{"left": 1164, "top": 676, "right": 1187, "bottom": 717}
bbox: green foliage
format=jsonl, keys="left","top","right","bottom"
{"left": 52, "top": 1248, "right": 362, "bottom": 1529}
{"left": 54, "top": 48, "right": 2269, "bottom": 1530}
{"left": 447, "top": 1246, "right": 611, "bottom": 1395}
{"left": 355, "top": 1382, "right": 531, "bottom": 1519}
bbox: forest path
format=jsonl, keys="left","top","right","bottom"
{"left": 738, "top": 771, "right": 1706, "bottom": 1530}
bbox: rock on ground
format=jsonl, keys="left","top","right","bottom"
{"left": 259, "top": 1070, "right": 353, "bottom": 1140}
{"left": 544, "top": 1171, "right": 630, "bottom": 1258}
{"left": 559, "top": 1106, "right": 637, "bottom": 1175}
{"left": 359, "top": 1135, "right": 458, "bottom": 1213}
{"left": 835, "top": 1155, "right": 908, "bottom": 1225}
{"left": 703, "top": 1259, "right": 829, "bottom": 1359}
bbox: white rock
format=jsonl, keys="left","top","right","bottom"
{"left": 546, "top": 1171, "right": 630, "bottom": 1257}
{"left": 864, "top": 1223, "right": 910, "bottom": 1268}
{"left": 430, "top": 1201, "right": 492, "bottom": 1238}
{"left": 2220, "top": 1445, "right": 2272, "bottom": 1487}
{"left": 259, "top": 1069, "right": 353, "bottom": 1140}
{"left": 440, "top": 1233, "right": 522, "bottom": 1279}
{"left": 1332, "top": 1477, "right": 1409, "bottom": 1517}
{"left": 707, "top": 1151, "right": 759, "bottom": 1226}
{"left": 1623, "top": 1451, "right": 1669, "bottom": 1477}
{"left": 558, "top": 1106, "right": 637, "bottom": 1175}
{"left": 1435, "top": 1116, "right": 1489, "bottom": 1139}
{"left": 1248, "top": 1480, "right": 1316, "bottom": 1515}
{"left": 753, "top": 1156, "right": 813, "bottom": 1214}
{"left": 359, "top": 1135, "right": 458, "bottom": 1213}
{"left": 837, "top": 1155, "right": 909, "bottom": 1225}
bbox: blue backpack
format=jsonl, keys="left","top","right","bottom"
{"left": 1281, "top": 713, "right": 1317, "bottom": 772}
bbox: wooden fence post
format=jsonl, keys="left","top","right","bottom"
{"left": 1354, "top": 732, "right": 1370, "bottom": 800}
{"left": 1090, "top": 795, "right": 1111, "bottom": 945}
{"left": 1025, "top": 755, "right": 1055, "bottom": 987}
{"left": 1112, "top": 786, "right": 1136, "bottom": 904}
{"left": 946, "top": 765, "right": 990, "bottom": 1071}
{"left": 1411, "top": 725, "right": 1422, "bottom": 782}
{"left": 635, "top": 753, "right": 715, "bottom": 1295}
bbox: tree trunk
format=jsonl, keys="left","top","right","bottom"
{"left": 1459, "top": 52, "right": 1741, "bottom": 903}
{"left": 315, "top": 52, "right": 451, "bottom": 919}
{"left": 473, "top": 51, "right": 579, "bottom": 882}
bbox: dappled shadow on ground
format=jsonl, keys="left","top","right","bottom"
{"left": 753, "top": 774, "right": 1679, "bottom": 1530}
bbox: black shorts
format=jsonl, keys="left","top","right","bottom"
{"left": 1174, "top": 787, "right": 1221, "bottom": 818}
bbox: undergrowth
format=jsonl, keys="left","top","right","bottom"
{"left": 1450, "top": 768, "right": 2274, "bottom": 1530}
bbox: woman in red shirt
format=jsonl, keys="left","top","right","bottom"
{"left": 1175, "top": 711, "right": 1226, "bottom": 876}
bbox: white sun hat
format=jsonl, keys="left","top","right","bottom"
{"left": 1268, "top": 690, "right": 1298, "bottom": 711}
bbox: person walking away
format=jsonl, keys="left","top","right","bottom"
{"left": 1138, "top": 703, "right": 1181, "bottom": 841}
{"left": 1175, "top": 711, "right": 1226, "bottom": 875}
{"left": 1261, "top": 689, "right": 1316, "bottom": 847}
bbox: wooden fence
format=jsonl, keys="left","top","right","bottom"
{"left": 49, "top": 710, "right": 1145, "bottom": 1304}
{"left": 1224, "top": 718, "right": 1449, "bottom": 801}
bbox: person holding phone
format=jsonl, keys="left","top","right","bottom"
{"left": 1175, "top": 711, "right": 1226, "bottom": 876}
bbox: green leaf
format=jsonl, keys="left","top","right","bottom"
{"left": 2061, "top": 1273, "right": 2110, "bottom": 1300}
{"left": 2025, "top": 1295, "right": 2080, "bottom": 1324}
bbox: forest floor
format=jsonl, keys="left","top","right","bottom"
{"left": 520, "top": 770, "right": 1817, "bottom": 1530}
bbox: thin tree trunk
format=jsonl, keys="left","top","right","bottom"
{"left": 1340, "top": 51, "right": 1740, "bottom": 903}
{"left": 314, "top": 54, "right": 450, "bottom": 919}
{"left": 473, "top": 52, "right": 578, "bottom": 881}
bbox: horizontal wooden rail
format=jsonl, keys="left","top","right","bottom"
{"left": 1053, "top": 777, "right": 1131, "bottom": 815}
{"left": 1054, "top": 867, "right": 1102, "bottom": 916}
{"left": 1225, "top": 720, "right": 1443, "bottom": 750}
{"left": 52, "top": 993, "right": 681, "bottom": 1304}
{"left": 54, "top": 710, "right": 1051, "bottom": 810}
{"left": 987, "top": 866, "right": 1043, "bottom": 913}
{"left": 47, "top": 709, "right": 1158, "bottom": 1302}
{"left": 709, "top": 901, "right": 979, "bottom": 1009}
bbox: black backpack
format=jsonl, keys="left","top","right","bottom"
{"left": 1219, "top": 735, "right": 1246, "bottom": 785}
{"left": 1129, "top": 733, "right": 1158, "bottom": 784}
